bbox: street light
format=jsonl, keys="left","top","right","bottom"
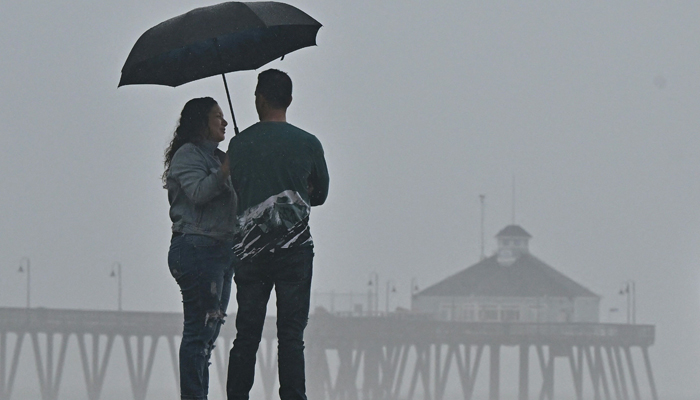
{"left": 410, "top": 277, "right": 419, "bottom": 312}
{"left": 385, "top": 280, "right": 396, "bottom": 314}
{"left": 410, "top": 277, "right": 419, "bottom": 295}
{"left": 110, "top": 262, "right": 122, "bottom": 311}
{"left": 367, "top": 272, "right": 378, "bottom": 315}
{"left": 17, "top": 257, "right": 30, "bottom": 308}
{"left": 619, "top": 280, "right": 636, "bottom": 324}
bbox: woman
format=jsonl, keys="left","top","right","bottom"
{"left": 164, "top": 97, "right": 237, "bottom": 400}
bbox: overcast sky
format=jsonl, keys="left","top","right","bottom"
{"left": 1, "top": 1, "right": 700, "bottom": 398}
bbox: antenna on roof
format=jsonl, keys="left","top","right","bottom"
{"left": 479, "top": 194, "right": 486, "bottom": 260}
{"left": 511, "top": 175, "right": 516, "bottom": 225}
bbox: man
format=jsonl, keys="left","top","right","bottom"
{"left": 226, "top": 69, "right": 329, "bottom": 400}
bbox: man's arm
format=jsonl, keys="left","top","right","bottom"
{"left": 308, "top": 138, "right": 329, "bottom": 206}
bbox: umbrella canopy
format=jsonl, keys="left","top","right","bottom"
{"left": 119, "top": 2, "right": 321, "bottom": 87}
{"left": 118, "top": 2, "right": 321, "bottom": 134}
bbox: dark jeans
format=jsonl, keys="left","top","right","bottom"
{"left": 226, "top": 247, "right": 313, "bottom": 400}
{"left": 169, "top": 234, "right": 235, "bottom": 400}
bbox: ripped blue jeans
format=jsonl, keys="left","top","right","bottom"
{"left": 169, "top": 233, "right": 235, "bottom": 400}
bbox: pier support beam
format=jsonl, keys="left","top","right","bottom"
{"left": 623, "top": 347, "right": 641, "bottom": 400}
{"left": 379, "top": 344, "right": 403, "bottom": 400}
{"left": 123, "top": 334, "right": 159, "bottom": 400}
{"left": 641, "top": 347, "right": 658, "bottom": 400}
{"left": 391, "top": 343, "right": 412, "bottom": 400}
{"left": 30, "top": 332, "right": 70, "bottom": 400}
{"left": 166, "top": 335, "right": 180, "bottom": 391}
{"left": 455, "top": 344, "right": 482, "bottom": 400}
{"left": 537, "top": 345, "right": 555, "bottom": 400}
{"left": 489, "top": 344, "right": 500, "bottom": 400}
{"left": 568, "top": 346, "right": 584, "bottom": 400}
{"left": 433, "top": 344, "right": 453, "bottom": 400}
{"left": 594, "top": 346, "right": 612, "bottom": 400}
{"left": 0, "top": 332, "right": 24, "bottom": 400}
{"left": 583, "top": 346, "right": 601, "bottom": 400}
{"left": 306, "top": 341, "right": 332, "bottom": 400}
{"left": 519, "top": 344, "right": 529, "bottom": 400}
{"left": 605, "top": 346, "right": 622, "bottom": 400}
{"left": 335, "top": 344, "right": 362, "bottom": 400}
{"left": 613, "top": 346, "right": 630, "bottom": 400}
{"left": 408, "top": 343, "right": 431, "bottom": 400}
{"left": 77, "top": 333, "right": 115, "bottom": 400}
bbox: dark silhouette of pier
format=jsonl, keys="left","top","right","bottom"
{"left": 0, "top": 307, "right": 657, "bottom": 400}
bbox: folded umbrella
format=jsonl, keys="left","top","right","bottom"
{"left": 119, "top": 1, "right": 322, "bottom": 134}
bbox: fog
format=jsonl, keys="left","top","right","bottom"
{"left": 1, "top": 1, "right": 699, "bottom": 399}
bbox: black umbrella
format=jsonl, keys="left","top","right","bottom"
{"left": 118, "top": 1, "right": 322, "bottom": 134}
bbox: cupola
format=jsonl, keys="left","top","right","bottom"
{"left": 495, "top": 225, "right": 532, "bottom": 265}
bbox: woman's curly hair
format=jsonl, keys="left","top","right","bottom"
{"left": 163, "top": 97, "right": 218, "bottom": 184}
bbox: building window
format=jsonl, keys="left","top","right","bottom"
{"left": 478, "top": 305, "right": 498, "bottom": 321}
{"left": 531, "top": 304, "right": 547, "bottom": 323}
{"left": 500, "top": 306, "right": 520, "bottom": 322}
{"left": 456, "top": 305, "right": 475, "bottom": 321}
{"left": 439, "top": 304, "right": 453, "bottom": 320}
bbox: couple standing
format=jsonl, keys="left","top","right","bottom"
{"left": 164, "top": 69, "right": 330, "bottom": 400}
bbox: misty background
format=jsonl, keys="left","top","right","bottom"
{"left": 1, "top": 1, "right": 699, "bottom": 399}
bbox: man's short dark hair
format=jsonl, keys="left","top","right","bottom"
{"left": 255, "top": 69, "right": 292, "bottom": 109}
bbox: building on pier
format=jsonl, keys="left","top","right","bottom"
{"left": 412, "top": 224, "right": 601, "bottom": 323}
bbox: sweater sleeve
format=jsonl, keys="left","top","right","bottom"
{"left": 170, "top": 145, "right": 227, "bottom": 206}
{"left": 308, "top": 137, "right": 329, "bottom": 207}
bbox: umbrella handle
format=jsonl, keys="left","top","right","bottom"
{"left": 213, "top": 37, "right": 239, "bottom": 135}
{"left": 220, "top": 73, "right": 240, "bottom": 135}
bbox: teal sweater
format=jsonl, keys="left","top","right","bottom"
{"left": 227, "top": 122, "right": 329, "bottom": 260}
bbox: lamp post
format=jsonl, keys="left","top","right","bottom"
{"left": 410, "top": 277, "right": 419, "bottom": 295}
{"left": 17, "top": 257, "right": 30, "bottom": 308}
{"left": 367, "top": 272, "right": 378, "bottom": 316}
{"left": 619, "top": 280, "right": 636, "bottom": 324}
{"left": 479, "top": 194, "right": 486, "bottom": 260}
{"left": 410, "top": 277, "right": 419, "bottom": 311}
{"left": 110, "top": 262, "right": 122, "bottom": 311}
{"left": 385, "top": 280, "right": 396, "bottom": 314}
